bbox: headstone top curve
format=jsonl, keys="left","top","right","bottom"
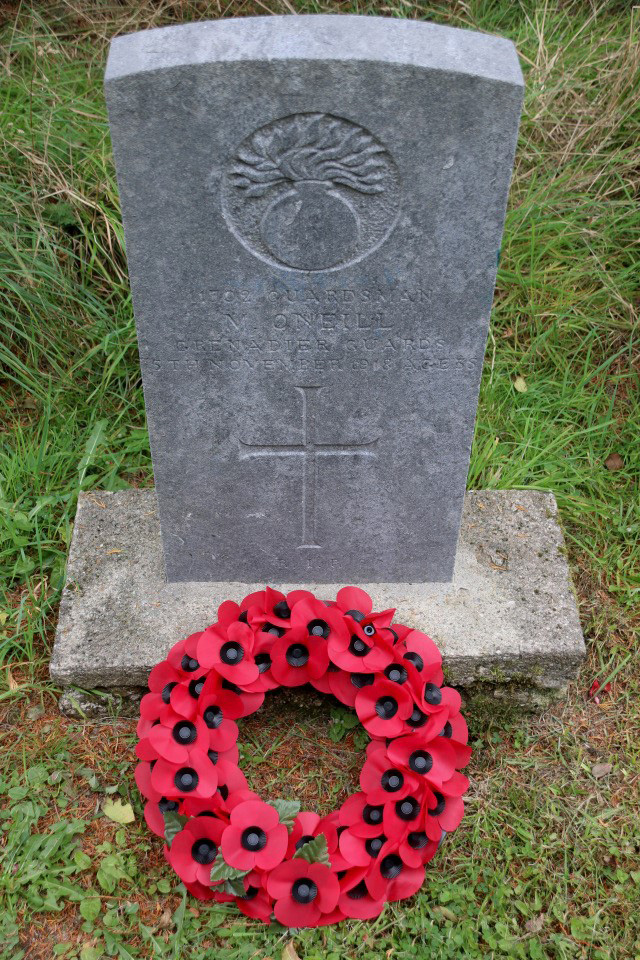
{"left": 105, "top": 14, "right": 523, "bottom": 88}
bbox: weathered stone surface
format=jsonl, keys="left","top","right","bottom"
{"left": 51, "top": 489, "right": 585, "bottom": 713}
{"left": 105, "top": 16, "right": 523, "bottom": 583}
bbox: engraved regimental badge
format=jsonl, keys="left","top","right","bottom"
{"left": 221, "top": 113, "right": 401, "bottom": 272}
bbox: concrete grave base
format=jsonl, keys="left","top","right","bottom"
{"left": 51, "top": 489, "right": 585, "bottom": 716}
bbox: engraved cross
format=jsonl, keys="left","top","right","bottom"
{"left": 239, "top": 386, "right": 379, "bottom": 549}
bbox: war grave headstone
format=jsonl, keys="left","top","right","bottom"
{"left": 51, "top": 15, "right": 585, "bottom": 714}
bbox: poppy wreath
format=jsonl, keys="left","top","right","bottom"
{"left": 135, "top": 586, "right": 472, "bottom": 927}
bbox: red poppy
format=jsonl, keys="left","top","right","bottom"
{"left": 423, "top": 772, "right": 469, "bottom": 840}
{"left": 197, "top": 681, "right": 243, "bottom": 752}
{"left": 286, "top": 811, "right": 339, "bottom": 858}
{"left": 359, "top": 745, "right": 421, "bottom": 804}
{"left": 166, "top": 632, "right": 205, "bottom": 677}
{"left": 355, "top": 677, "right": 414, "bottom": 738}
{"left": 338, "top": 866, "right": 386, "bottom": 920}
{"left": 397, "top": 829, "right": 440, "bottom": 868}
{"left": 366, "top": 840, "right": 425, "bottom": 902}
{"left": 168, "top": 816, "right": 225, "bottom": 886}
{"left": 151, "top": 748, "right": 218, "bottom": 800}
{"left": 267, "top": 859, "right": 340, "bottom": 928}
{"left": 333, "top": 585, "right": 374, "bottom": 618}
{"left": 397, "top": 629, "right": 443, "bottom": 683}
{"left": 387, "top": 733, "right": 465, "bottom": 787}
{"left": 339, "top": 825, "right": 388, "bottom": 867}
{"left": 338, "top": 790, "right": 387, "bottom": 839}
{"left": 147, "top": 708, "right": 210, "bottom": 764}
{"left": 236, "top": 870, "right": 274, "bottom": 922}
{"left": 221, "top": 799, "right": 288, "bottom": 871}
{"left": 328, "top": 622, "right": 394, "bottom": 674}
{"left": 270, "top": 627, "right": 329, "bottom": 687}
{"left": 238, "top": 630, "right": 280, "bottom": 694}
{"left": 197, "top": 621, "right": 259, "bottom": 686}
{"left": 328, "top": 668, "right": 375, "bottom": 707}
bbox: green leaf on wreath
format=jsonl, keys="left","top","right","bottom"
{"left": 293, "top": 833, "right": 330, "bottom": 866}
{"left": 163, "top": 810, "right": 187, "bottom": 848}
{"left": 209, "top": 859, "right": 250, "bottom": 885}
{"left": 272, "top": 798, "right": 301, "bottom": 830}
{"left": 222, "top": 877, "right": 248, "bottom": 897}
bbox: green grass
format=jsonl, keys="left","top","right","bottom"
{"left": 1, "top": 1, "right": 639, "bottom": 958}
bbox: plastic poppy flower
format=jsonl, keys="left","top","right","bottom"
{"left": 338, "top": 790, "right": 388, "bottom": 839}
{"left": 197, "top": 621, "right": 259, "bottom": 686}
{"left": 338, "top": 866, "right": 386, "bottom": 920}
{"left": 327, "top": 668, "right": 375, "bottom": 707}
{"left": 147, "top": 708, "right": 210, "bottom": 764}
{"left": 197, "top": 682, "right": 244, "bottom": 752}
{"left": 387, "top": 733, "right": 464, "bottom": 787}
{"left": 360, "top": 745, "right": 421, "bottom": 804}
{"left": 418, "top": 679, "right": 462, "bottom": 718}
{"left": 238, "top": 630, "right": 280, "bottom": 694}
{"left": 355, "top": 677, "right": 414, "bottom": 737}
{"left": 242, "top": 586, "right": 315, "bottom": 631}
{"left": 396, "top": 629, "right": 443, "bottom": 682}
{"left": 140, "top": 660, "right": 184, "bottom": 722}
{"left": 382, "top": 793, "right": 425, "bottom": 840}
{"left": 339, "top": 824, "right": 388, "bottom": 867}
{"left": 151, "top": 748, "right": 218, "bottom": 801}
{"left": 166, "top": 631, "right": 205, "bottom": 677}
{"left": 221, "top": 799, "right": 288, "bottom": 871}
{"left": 366, "top": 840, "right": 425, "bottom": 902}
{"left": 289, "top": 596, "right": 349, "bottom": 646}
{"left": 423, "top": 771, "right": 469, "bottom": 840}
{"left": 267, "top": 859, "right": 340, "bottom": 928}
{"left": 167, "top": 816, "right": 225, "bottom": 886}
{"left": 327, "top": 621, "right": 394, "bottom": 674}
{"left": 236, "top": 870, "right": 274, "bottom": 922}
{"left": 397, "top": 828, "right": 440, "bottom": 868}
{"left": 286, "top": 811, "right": 339, "bottom": 858}
{"left": 270, "top": 627, "right": 329, "bottom": 687}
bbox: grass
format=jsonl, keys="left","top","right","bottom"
{"left": 0, "top": 0, "right": 639, "bottom": 958}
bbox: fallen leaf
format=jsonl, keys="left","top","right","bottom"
{"left": 157, "top": 908, "right": 173, "bottom": 929}
{"left": 513, "top": 375, "right": 527, "bottom": 393}
{"left": 282, "top": 942, "right": 301, "bottom": 960}
{"left": 525, "top": 914, "right": 545, "bottom": 934}
{"left": 103, "top": 799, "right": 135, "bottom": 824}
{"left": 7, "top": 667, "right": 19, "bottom": 691}
{"left": 106, "top": 548, "right": 123, "bottom": 555}
{"left": 592, "top": 763, "right": 613, "bottom": 779}
{"left": 604, "top": 453, "right": 624, "bottom": 471}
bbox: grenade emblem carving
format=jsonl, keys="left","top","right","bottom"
{"left": 220, "top": 113, "right": 401, "bottom": 273}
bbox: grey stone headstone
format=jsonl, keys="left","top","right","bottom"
{"left": 105, "top": 15, "right": 523, "bottom": 583}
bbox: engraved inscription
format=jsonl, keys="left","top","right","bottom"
{"left": 238, "top": 386, "right": 379, "bottom": 548}
{"left": 220, "top": 114, "right": 401, "bottom": 273}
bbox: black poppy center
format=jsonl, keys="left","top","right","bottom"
{"left": 384, "top": 664, "right": 408, "bottom": 685}
{"left": 440, "top": 721, "right": 453, "bottom": 739}
{"left": 428, "top": 792, "right": 446, "bottom": 816}
{"left": 365, "top": 834, "right": 386, "bottom": 857}
{"left": 241, "top": 826, "right": 267, "bottom": 851}
{"left": 363, "top": 623, "right": 376, "bottom": 637}
{"left": 255, "top": 652, "right": 272, "bottom": 674}
{"left": 172, "top": 721, "right": 197, "bottom": 745}
{"left": 307, "top": 618, "right": 329, "bottom": 639}
{"left": 424, "top": 682, "right": 443, "bottom": 706}
{"left": 292, "top": 878, "right": 318, "bottom": 904}
{"left": 263, "top": 622, "right": 285, "bottom": 638}
{"left": 409, "top": 749, "right": 433, "bottom": 775}
{"left": 403, "top": 651, "right": 424, "bottom": 672}
{"left": 380, "top": 854, "right": 403, "bottom": 880}
{"left": 350, "top": 672, "right": 374, "bottom": 689}
{"left": 159, "top": 797, "right": 179, "bottom": 813}
{"left": 203, "top": 706, "right": 223, "bottom": 729}
{"left": 408, "top": 831, "right": 429, "bottom": 850}
{"left": 286, "top": 643, "right": 309, "bottom": 667}
{"left": 242, "top": 885, "right": 259, "bottom": 901}
{"left": 238, "top": 611, "right": 249, "bottom": 624}
{"left": 348, "top": 635, "right": 369, "bottom": 657}
{"left": 188, "top": 676, "right": 205, "bottom": 699}
{"left": 273, "top": 600, "right": 291, "bottom": 620}
{"left": 381, "top": 769, "right": 404, "bottom": 792}
{"left": 161, "top": 682, "right": 176, "bottom": 704}
{"left": 295, "top": 834, "right": 316, "bottom": 850}
{"left": 407, "top": 706, "right": 428, "bottom": 728}
{"left": 218, "top": 785, "right": 229, "bottom": 801}
{"left": 363, "top": 804, "right": 383, "bottom": 825}
{"left": 207, "top": 749, "right": 219, "bottom": 765}
{"left": 181, "top": 655, "right": 200, "bottom": 673}
{"left": 174, "top": 767, "right": 198, "bottom": 792}
{"left": 346, "top": 609, "right": 365, "bottom": 622}
{"left": 375, "top": 696, "right": 398, "bottom": 720}
{"left": 347, "top": 879, "right": 368, "bottom": 900}
{"left": 220, "top": 641, "right": 244, "bottom": 665}
{"left": 396, "top": 797, "right": 420, "bottom": 821}
{"left": 191, "top": 838, "right": 217, "bottom": 865}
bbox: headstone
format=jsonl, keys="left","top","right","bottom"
{"left": 104, "top": 15, "right": 523, "bottom": 583}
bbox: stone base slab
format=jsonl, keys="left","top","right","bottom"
{"left": 51, "top": 489, "right": 585, "bottom": 715}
